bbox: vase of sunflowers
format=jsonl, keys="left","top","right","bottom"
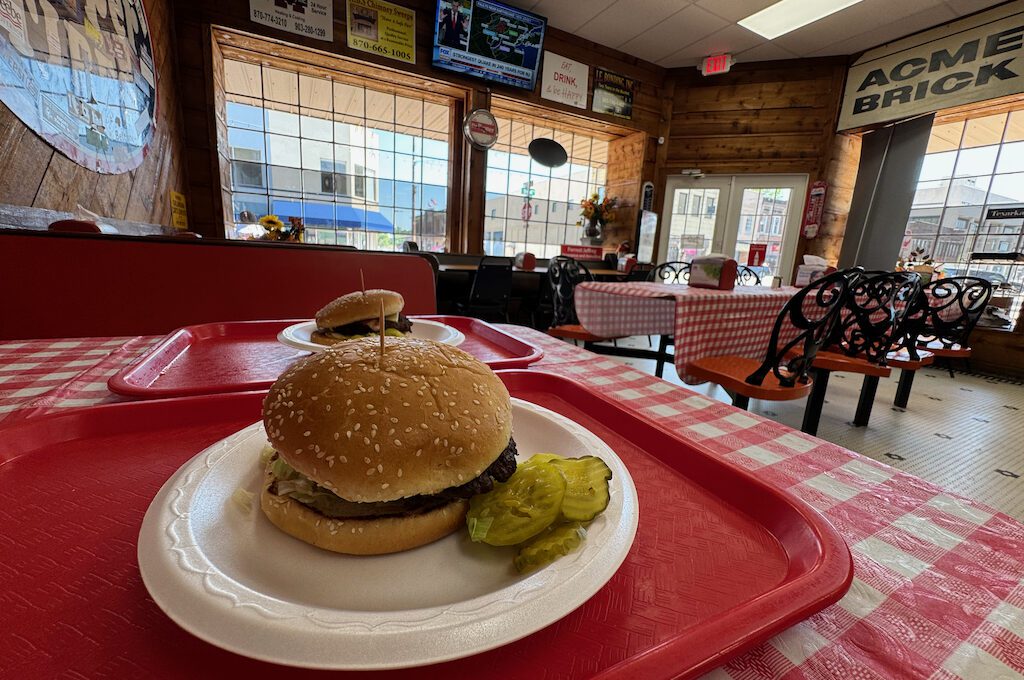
{"left": 249, "top": 214, "right": 304, "bottom": 242}
{"left": 578, "top": 193, "right": 618, "bottom": 241}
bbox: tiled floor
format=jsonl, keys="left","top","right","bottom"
{"left": 597, "top": 336, "right": 1024, "bottom": 522}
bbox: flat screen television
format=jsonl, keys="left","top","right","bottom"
{"left": 432, "top": 0, "right": 547, "bottom": 91}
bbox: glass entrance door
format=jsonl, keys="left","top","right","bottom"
{"left": 659, "top": 174, "right": 808, "bottom": 283}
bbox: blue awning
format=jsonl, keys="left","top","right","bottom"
{"left": 269, "top": 201, "right": 394, "bottom": 233}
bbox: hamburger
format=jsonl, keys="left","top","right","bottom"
{"left": 311, "top": 289, "right": 413, "bottom": 346}
{"left": 260, "top": 337, "right": 517, "bottom": 555}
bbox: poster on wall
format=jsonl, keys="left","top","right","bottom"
{"left": 0, "top": 0, "right": 157, "bottom": 175}
{"left": 838, "top": 3, "right": 1024, "bottom": 130}
{"left": 636, "top": 210, "right": 657, "bottom": 264}
{"left": 250, "top": 0, "right": 332, "bottom": 42}
{"left": 540, "top": 51, "right": 587, "bottom": 109}
{"left": 346, "top": 0, "right": 415, "bottom": 64}
{"left": 591, "top": 68, "right": 635, "bottom": 119}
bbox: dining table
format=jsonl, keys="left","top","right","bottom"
{"left": 574, "top": 281, "right": 799, "bottom": 384}
{"left": 2, "top": 325, "right": 1024, "bottom": 679}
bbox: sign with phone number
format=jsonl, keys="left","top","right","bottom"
{"left": 250, "top": 0, "right": 332, "bottom": 42}
{"left": 347, "top": 0, "right": 415, "bottom": 64}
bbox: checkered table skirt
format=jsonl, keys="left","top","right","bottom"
{"left": 1, "top": 326, "right": 1022, "bottom": 679}
{"left": 575, "top": 282, "right": 797, "bottom": 384}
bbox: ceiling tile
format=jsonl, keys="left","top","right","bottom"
{"left": 617, "top": 5, "right": 729, "bottom": 63}
{"left": 772, "top": 0, "right": 941, "bottom": 56}
{"left": 694, "top": 0, "right": 779, "bottom": 23}
{"left": 733, "top": 41, "right": 800, "bottom": 64}
{"left": 807, "top": 4, "right": 958, "bottom": 57}
{"left": 658, "top": 24, "right": 764, "bottom": 67}
{"left": 575, "top": 0, "right": 698, "bottom": 49}
{"left": 520, "top": 0, "right": 619, "bottom": 34}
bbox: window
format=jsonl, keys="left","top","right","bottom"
{"left": 223, "top": 58, "right": 452, "bottom": 251}
{"left": 483, "top": 113, "right": 609, "bottom": 257}
{"left": 905, "top": 111, "right": 1024, "bottom": 327}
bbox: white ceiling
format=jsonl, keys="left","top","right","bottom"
{"left": 507, "top": 0, "right": 1007, "bottom": 68}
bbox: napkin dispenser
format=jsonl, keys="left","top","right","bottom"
{"left": 689, "top": 256, "right": 738, "bottom": 290}
{"left": 514, "top": 252, "right": 536, "bottom": 271}
{"left": 617, "top": 256, "right": 637, "bottom": 273}
{"left": 794, "top": 255, "right": 834, "bottom": 286}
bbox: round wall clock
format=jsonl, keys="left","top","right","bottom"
{"left": 0, "top": 0, "right": 157, "bottom": 174}
{"left": 463, "top": 108, "right": 498, "bottom": 150}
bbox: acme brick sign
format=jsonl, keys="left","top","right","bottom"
{"left": 838, "top": 2, "right": 1024, "bottom": 130}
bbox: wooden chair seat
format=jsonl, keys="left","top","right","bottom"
{"left": 687, "top": 356, "right": 814, "bottom": 402}
{"left": 919, "top": 339, "right": 970, "bottom": 358}
{"left": 547, "top": 324, "right": 613, "bottom": 343}
{"left": 812, "top": 350, "right": 892, "bottom": 377}
{"left": 886, "top": 348, "right": 935, "bottom": 370}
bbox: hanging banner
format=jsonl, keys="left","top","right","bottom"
{"left": 250, "top": 0, "right": 332, "bottom": 42}
{"left": 346, "top": 0, "right": 416, "bottom": 64}
{"left": 838, "top": 1, "right": 1024, "bottom": 131}
{"left": 592, "top": 68, "right": 635, "bottom": 119}
{"left": 541, "top": 51, "right": 588, "bottom": 109}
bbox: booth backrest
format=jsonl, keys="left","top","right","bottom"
{"left": 1, "top": 231, "right": 437, "bottom": 339}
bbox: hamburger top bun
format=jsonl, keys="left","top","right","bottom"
{"left": 315, "top": 289, "right": 404, "bottom": 329}
{"left": 262, "top": 337, "right": 513, "bottom": 503}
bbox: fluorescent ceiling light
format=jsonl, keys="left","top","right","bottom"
{"left": 738, "top": 0, "right": 864, "bottom": 40}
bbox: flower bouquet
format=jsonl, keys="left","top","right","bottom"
{"left": 577, "top": 193, "right": 618, "bottom": 238}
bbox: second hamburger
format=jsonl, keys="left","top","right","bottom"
{"left": 311, "top": 289, "right": 413, "bottom": 346}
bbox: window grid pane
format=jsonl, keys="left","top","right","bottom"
{"left": 484, "top": 116, "right": 610, "bottom": 256}
{"left": 223, "top": 59, "right": 451, "bottom": 252}
{"left": 905, "top": 112, "right": 1024, "bottom": 328}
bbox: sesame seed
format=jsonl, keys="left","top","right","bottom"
{"left": 394, "top": 439, "right": 402, "bottom": 446}
{"left": 363, "top": 437, "right": 371, "bottom": 445}
{"left": 381, "top": 483, "right": 390, "bottom": 489}
{"left": 339, "top": 456, "right": 347, "bottom": 463}
{"left": 354, "top": 423, "right": 361, "bottom": 431}
{"left": 333, "top": 433, "right": 340, "bottom": 440}
{"left": 397, "top": 469, "right": 403, "bottom": 477}
{"left": 415, "top": 449, "right": 422, "bottom": 457}
{"left": 366, "top": 469, "right": 375, "bottom": 476}
{"left": 377, "top": 463, "right": 383, "bottom": 473}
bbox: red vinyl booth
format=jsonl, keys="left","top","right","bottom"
{"left": 0, "top": 231, "right": 437, "bottom": 340}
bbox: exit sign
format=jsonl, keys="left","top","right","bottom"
{"left": 700, "top": 54, "right": 733, "bottom": 76}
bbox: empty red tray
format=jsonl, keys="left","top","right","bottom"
{"left": 0, "top": 371, "right": 851, "bottom": 679}
{"left": 107, "top": 317, "right": 544, "bottom": 398}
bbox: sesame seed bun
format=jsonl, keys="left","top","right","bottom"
{"left": 315, "top": 289, "right": 404, "bottom": 329}
{"left": 262, "top": 337, "right": 513, "bottom": 504}
{"left": 260, "top": 470, "right": 468, "bottom": 555}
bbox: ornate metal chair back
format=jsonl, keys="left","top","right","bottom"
{"left": 548, "top": 256, "right": 594, "bottom": 327}
{"left": 648, "top": 261, "right": 691, "bottom": 284}
{"left": 736, "top": 265, "right": 762, "bottom": 286}
{"left": 827, "top": 270, "right": 922, "bottom": 365}
{"left": 746, "top": 268, "right": 861, "bottom": 387}
{"left": 902, "top": 276, "right": 993, "bottom": 358}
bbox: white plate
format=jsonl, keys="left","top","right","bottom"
{"left": 278, "top": 318, "right": 465, "bottom": 352}
{"left": 137, "top": 398, "right": 638, "bottom": 670}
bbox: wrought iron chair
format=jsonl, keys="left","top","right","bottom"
{"left": 624, "top": 262, "right": 655, "bottom": 281}
{"left": 892, "top": 276, "right": 993, "bottom": 406}
{"left": 736, "top": 265, "right": 763, "bottom": 286}
{"left": 547, "top": 256, "right": 620, "bottom": 345}
{"left": 687, "top": 269, "right": 857, "bottom": 412}
{"left": 455, "top": 256, "right": 513, "bottom": 322}
{"left": 803, "top": 270, "right": 922, "bottom": 433}
{"left": 649, "top": 261, "right": 691, "bottom": 284}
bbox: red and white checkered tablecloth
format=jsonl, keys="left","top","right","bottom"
{"left": 0, "top": 335, "right": 160, "bottom": 423}
{"left": 575, "top": 282, "right": 797, "bottom": 384}
{"left": 2, "top": 326, "right": 1023, "bottom": 679}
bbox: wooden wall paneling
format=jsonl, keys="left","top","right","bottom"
{"left": 604, "top": 131, "right": 647, "bottom": 248}
{"left": 0, "top": 105, "right": 52, "bottom": 206}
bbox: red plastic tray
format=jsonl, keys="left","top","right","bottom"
{"left": 0, "top": 371, "right": 851, "bottom": 679}
{"left": 107, "top": 317, "right": 544, "bottom": 398}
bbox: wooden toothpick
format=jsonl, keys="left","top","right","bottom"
{"left": 378, "top": 299, "right": 386, "bottom": 361}
{"left": 360, "top": 269, "right": 366, "bottom": 296}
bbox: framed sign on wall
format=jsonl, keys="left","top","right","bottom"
{"left": 0, "top": 0, "right": 157, "bottom": 174}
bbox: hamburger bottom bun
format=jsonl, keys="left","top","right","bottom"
{"left": 315, "top": 289, "right": 404, "bottom": 329}
{"left": 309, "top": 329, "right": 346, "bottom": 346}
{"left": 260, "top": 473, "right": 469, "bottom": 555}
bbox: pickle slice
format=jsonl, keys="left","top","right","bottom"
{"left": 467, "top": 465, "right": 565, "bottom": 546}
{"left": 514, "top": 522, "right": 587, "bottom": 574}
{"left": 522, "top": 454, "right": 612, "bottom": 522}
{"left": 549, "top": 456, "right": 613, "bottom": 522}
